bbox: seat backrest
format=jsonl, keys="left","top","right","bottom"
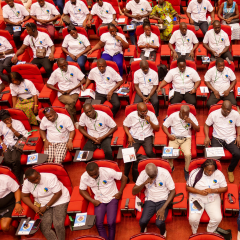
{"left": 167, "top": 103, "right": 197, "bottom": 116}
{"left": 172, "top": 24, "right": 196, "bottom": 35}
{"left": 125, "top": 103, "right": 155, "bottom": 116}
{"left": 33, "top": 163, "right": 73, "bottom": 195}
{"left": 21, "top": 27, "right": 51, "bottom": 41}
{"left": 52, "top": 62, "right": 81, "bottom": 71}
{"left": 11, "top": 64, "right": 44, "bottom": 92}
{"left": 73, "top": 236, "right": 106, "bottom": 240}
{"left": 38, "top": 107, "right": 71, "bottom": 119}
{"left": 0, "top": 30, "right": 17, "bottom": 53}
{"left": 170, "top": 60, "right": 197, "bottom": 70}
{"left": 209, "top": 103, "right": 238, "bottom": 114}
{"left": 81, "top": 104, "right": 113, "bottom": 119}
{"left": 168, "top": 0, "right": 181, "bottom": 14}
{"left": 65, "top": 0, "right": 88, "bottom": 8}
{"left": 1, "top": 0, "right": 23, "bottom": 8}
{"left": 208, "top": 25, "right": 232, "bottom": 42}
{"left": 130, "top": 233, "right": 165, "bottom": 240}
{"left": 91, "top": 61, "right": 120, "bottom": 75}
{"left": 98, "top": 26, "right": 124, "bottom": 37}
{"left": 189, "top": 233, "right": 225, "bottom": 240}
{"left": 138, "top": 158, "right": 172, "bottom": 174}
{"left": 6, "top": 108, "right": 31, "bottom": 131}
{"left": 208, "top": 60, "right": 235, "bottom": 72}
{"left": 188, "top": 158, "right": 222, "bottom": 173}
{"left": 62, "top": 27, "right": 88, "bottom": 39}
{"left": 0, "top": 166, "right": 19, "bottom": 184}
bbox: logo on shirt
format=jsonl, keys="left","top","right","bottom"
{"left": 106, "top": 77, "right": 110, "bottom": 81}
{"left": 39, "top": 41, "right": 43, "bottom": 44}
{"left": 16, "top": 11, "right": 20, "bottom": 16}
{"left": 98, "top": 123, "right": 103, "bottom": 126}
{"left": 187, "top": 39, "right": 190, "bottom": 42}
{"left": 148, "top": 79, "right": 151, "bottom": 82}
{"left": 106, "top": 10, "right": 109, "bottom": 13}
{"left": 59, "top": 125, "right": 63, "bottom": 129}
{"left": 141, "top": 8, "right": 144, "bottom": 11}
{"left": 103, "top": 180, "right": 107, "bottom": 184}
{"left": 159, "top": 182, "right": 163, "bottom": 186}
{"left": 79, "top": 41, "right": 82, "bottom": 44}
{"left": 0, "top": 43, "right": 2, "bottom": 46}
{"left": 213, "top": 179, "right": 217, "bottom": 183}
{"left": 78, "top": 8, "right": 81, "bottom": 12}
{"left": 229, "top": 120, "right": 233, "bottom": 124}
{"left": 70, "top": 73, "right": 74, "bottom": 77}
{"left": 186, "top": 75, "right": 189, "bottom": 77}
{"left": 221, "top": 38, "right": 224, "bottom": 41}
{"left": 152, "top": 40, "right": 154, "bottom": 43}
{"left": 46, "top": 9, "right": 49, "bottom": 13}
{"left": 203, "top": 7, "right": 206, "bottom": 10}
{"left": 24, "top": 88, "right": 29, "bottom": 92}
{"left": 44, "top": 187, "right": 48, "bottom": 192}
{"left": 225, "top": 75, "right": 229, "bottom": 78}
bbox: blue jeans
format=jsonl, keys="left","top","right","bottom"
{"left": 101, "top": 53, "right": 123, "bottom": 76}
{"left": 53, "top": 0, "right": 64, "bottom": 14}
{"left": 237, "top": 196, "right": 240, "bottom": 231}
{"left": 129, "top": 21, "right": 143, "bottom": 45}
{"left": 66, "top": 55, "right": 87, "bottom": 74}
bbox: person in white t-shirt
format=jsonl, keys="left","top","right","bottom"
{"left": 204, "top": 100, "right": 240, "bottom": 182}
{"left": 30, "top": 0, "right": 61, "bottom": 40}
{"left": 203, "top": 20, "right": 233, "bottom": 61}
{"left": 21, "top": 168, "right": 70, "bottom": 240}
{"left": 133, "top": 60, "right": 159, "bottom": 116}
{"left": 39, "top": 107, "right": 75, "bottom": 163}
{"left": 157, "top": 57, "right": 201, "bottom": 106}
{"left": 204, "top": 58, "right": 236, "bottom": 108}
{"left": 169, "top": 22, "right": 199, "bottom": 61}
{"left": 123, "top": 102, "right": 159, "bottom": 182}
{"left": 187, "top": 159, "right": 227, "bottom": 234}
{"left": 133, "top": 163, "right": 175, "bottom": 236}
{"left": 82, "top": 58, "right": 123, "bottom": 117}
{"left": 79, "top": 103, "right": 117, "bottom": 161}
{"left": 47, "top": 58, "right": 85, "bottom": 124}
{"left": 3, "top": 0, "right": 30, "bottom": 45}
{"left": 79, "top": 162, "right": 127, "bottom": 240}
{"left": 162, "top": 105, "right": 200, "bottom": 180}
{"left": 62, "top": 25, "right": 91, "bottom": 74}
{"left": 125, "top": 0, "right": 152, "bottom": 45}
{"left": 187, "top": 0, "right": 214, "bottom": 35}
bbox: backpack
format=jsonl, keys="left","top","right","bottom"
{"left": 157, "top": 64, "right": 168, "bottom": 82}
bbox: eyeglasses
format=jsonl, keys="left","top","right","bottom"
{"left": 43, "top": 107, "right": 52, "bottom": 114}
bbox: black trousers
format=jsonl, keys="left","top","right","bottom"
{"left": 176, "top": 52, "right": 194, "bottom": 61}
{"left": 211, "top": 50, "right": 234, "bottom": 61}
{"left": 134, "top": 92, "right": 159, "bottom": 116}
{"left": 3, "top": 148, "right": 22, "bottom": 183}
{"left": 5, "top": 25, "right": 22, "bottom": 46}
{"left": 95, "top": 92, "right": 120, "bottom": 117}
{"left": 0, "top": 57, "right": 13, "bottom": 83}
{"left": 207, "top": 92, "right": 236, "bottom": 109}
{"left": 194, "top": 21, "right": 209, "bottom": 35}
{"left": 31, "top": 57, "right": 53, "bottom": 78}
{"left": 170, "top": 91, "right": 196, "bottom": 106}
{"left": 124, "top": 136, "right": 156, "bottom": 182}
{"left": 140, "top": 51, "right": 157, "bottom": 62}
{"left": 83, "top": 137, "right": 113, "bottom": 161}
{"left": 211, "top": 137, "right": 240, "bottom": 172}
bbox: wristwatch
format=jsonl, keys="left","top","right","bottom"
{"left": 16, "top": 201, "right": 21, "bottom": 204}
{"left": 45, "top": 205, "right": 50, "bottom": 210}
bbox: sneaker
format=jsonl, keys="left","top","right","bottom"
{"left": 35, "top": 115, "right": 41, "bottom": 122}
{"left": 171, "top": 166, "right": 175, "bottom": 172}
{"left": 238, "top": 231, "right": 240, "bottom": 240}
{"left": 144, "top": 227, "right": 147, "bottom": 233}
{"left": 184, "top": 169, "right": 189, "bottom": 181}
{"left": 227, "top": 169, "right": 234, "bottom": 183}
{"left": 74, "top": 122, "right": 79, "bottom": 129}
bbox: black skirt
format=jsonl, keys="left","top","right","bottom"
{"left": 0, "top": 192, "right": 15, "bottom": 218}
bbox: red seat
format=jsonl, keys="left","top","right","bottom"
{"left": 189, "top": 232, "right": 225, "bottom": 240}
{"left": 130, "top": 233, "right": 165, "bottom": 240}
{"left": 72, "top": 237, "right": 106, "bottom": 240}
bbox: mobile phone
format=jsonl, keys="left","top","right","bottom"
{"left": 55, "top": 20, "right": 60, "bottom": 25}
{"left": 193, "top": 200, "right": 202, "bottom": 211}
{"left": 198, "top": 48, "right": 201, "bottom": 52}
{"left": 0, "top": 209, "right": 9, "bottom": 217}
{"left": 128, "top": 48, "right": 130, "bottom": 52}
{"left": 32, "top": 219, "right": 41, "bottom": 230}
{"left": 0, "top": 94, "right": 3, "bottom": 100}
{"left": 113, "top": 137, "right": 118, "bottom": 145}
{"left": 27, "top": 142, "right": 36, "bottom": 146}
{"left": 121, "top": 88, "right": 130, "bottom": 93}
{"left": 125, "top": 198, "right": 130, "bottom": 209}
{"left": 91, "top": 19, "right": 94, "bottom": 23}
{"left": 82, "top": 151, "right": 88, "bottom": 160}
{"left": 28, "top": 137, "right": 39, "bottom": 142}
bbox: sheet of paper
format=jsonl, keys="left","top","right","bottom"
{"left": 18, "top": 220, "right": 34, "bottom": 235}
{"left": 202, "top": 56, "right": 210, "bottom": 63}
{"left": 162, "top": 147, "right": 173, "bottom": 157}
{"left": 16, "top": 61, "right": 26, "bottom": 65}
{"left": 117, "top": 88, "right": 128, "bottom": 95}
{"left": 169, "top": 89, "right": 174, "bottom": 100}
{"left": 76, "top": 151, "right": 89, "bottom": 161}
{"left": 127, "top": 25, "right": 134, "bottom": 30}
{"left": 144, "top": 51, "right": 150, "bottom": 57}
{"left": 135, "top": 196, "right": 142, "bottom": 212}
{"left": 173, "top": 149, "right": 180, "bottom": 157}
{"left": 205, "top": 147, "right": 225, "bottom": 157}
{"left": 134, "top": 58, "right": 142, "bottom": 61}
{"left": 27, "top": 154, "right": 38, "bottom": 165}
{"left": 81, "top": 89, "right": 95, "bottom": 99}
{"left": 13, "top": 26, "right": 21, "bottom": 32}
{"left": 238, "top": 87, "right": 240, "bottom": 96}
{"left": 122, "top": 147, "right": 136, "bottom": 163}
{"left": 118, "top": 18, "right": 125, "bottom": 23}
{"left": 74, "top": 213, "right": 87, "bottom": 227}
{"left": 200, "top": 87, "right": 209, "bottom": 94}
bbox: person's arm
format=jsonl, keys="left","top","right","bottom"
{"left": 145, "top": 114, "right": 159, "bottom": 131}
{"left": 46, "top": 83, "right": 65, "bottom": 95}
{"left": 189, "top": 80, "right": 201, "bottom": 94}
{"left": 21, "top": 192, "right": 41, "bottom": 215}
{"left": 77, "top": 45, "right": 91, "bottom": 57}
{"left": 39, "top": 128, "right": 52, "bottom": 150}
{"left": 218, "top": 3, "right": 225, "bottom": 21}
{"left": 219, "top": 46, "right": 229, "bottom": 56}
{"left": 46, "top": 14, "right": 61, "bottom": 23}
{"left": 202, "top": 42, "right": 213, "bottom": 53}
{"left": 65, "top": 78, "right": 86, "bottom": 95}
{"left": 204, "top": 123, "right": 211, "bottom": 147}
{"left": 33, "top": 95, "right": 38, "bottom": 115}
{"left": 184, "top": 116, "right": 200, "bottom": 132}
{"left": 210, "top": 10, "right": 215, "bottom": 23}
{"left": 124, "top": 8, "right": 136, "bottom": 19}
{"left": 223, "top": 79, "right": 236, "bottom": 97}
{"left": 189, "top": 42, "right": 199, "bottom": 58}
{"left": 82, "top": 14, "right": 89, "bottom": 28}
{"left": 22, "top": 15, "right": 30, "bottom": 22}
{"left": 87, "top": 41, "right": 104, "bottom": 55}
{"left": 81, "top": 78, "right": 92, "bottom": 91}
{"left": 107, "top": 80, "right": 124, "bottom": 101}
{"left": 162, "top": 124, "right": 176, "bottom": 141}
{"left": 12, "top": 44, "right": 28, "bottom": 64}
{"left": 187, "top": 185, "right": 227, "bottom": 194}
{"left": 87, "top": 14, "right": 93, "bottom": 26}
{"left": 168, "top": 42, "right": 178, "bottom": 60}
{"left": 134, "top": 83, "right": 145, "bottom": 100}
{"left": 4, "top": 18, "right": 21, "bottom": 25}
{"left": 132, "top": 180, "right": 148, "bottom": 195}
{"left": 112, "top": 174, "right": 128, "bottom": 199}
{"left": 0, "top": 82, "right": 5, "bottom": 93}
{"left": 14, "top": 188, "right": 23, "bottom": 214}
{"left": 204, "top": 81, "right": 216, "bottom": 93}
{"left": 114, "top": 35, "right": 129, "bottom": 49}
{"left": 157, "top": 80, "right": 168, "bottom": 93}
{"left": 235, "top": 126, "right": 240, "bottom": 147}
{"left": 0, "top": 49, "right": 14, "bottom": 58}
{"left": 66, "top": 130, "right": 75, "bottom": 151}
{"left": 80, "top": 189, "right": 100, "bottom": 206}
{"left": 98, "top": 125, "right": 117, "bottom": 142}
{"left": 79, "top": 125, "right": 96, "bottom": 141}
{"left": 12, "top": 96, "right": 18, "bottom": 108}
{"left": 186, "top": 12, "right": 194, "bottom": 24}
{"left": 123, "top": 125, "right": 135, "bottom": 147}
{"left": 48, "top": 45, "right": 55, "bottom": 61}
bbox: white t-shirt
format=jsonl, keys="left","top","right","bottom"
{"left": 3, "top": 3, "right": 29, "bottom": 23}
{"left": 0, "top": 174, "right": 19, "bottom": 199}
{"left": 126, "top": 0, "right": 152, "bottom": 22}
{"left": 203, "top": 29, "right": 230, "bottom": 55}
{"left": 134, "top": 68, "right": 159, "bottom": 95}
{"left": 123, "top": 110, "right": 159, "bottom": 140}
{"left": 164, "top": 66, "right": 201, "bottom": 93}
{"left": 79, "top": 110, "right": 117, "bottom": 138}
{"left": 100, "top": 32, "right": 127, "bottom": 57}
{"left": 80, "top": 167, "right": 122, "bottom": 203}
{"left": 62, "top": 33, "right": 90, "bottom": 57}
{"left": 47, "top": 65, "right": 85, "bottom": 97}
{"left": 0, "top": 119, "right": 28, "bottom": 146}
{"left": 187, "top": 168, "right": 227, "bottom": 203}
{"left": 163, "top": 111, "right": 199, "bottom": 138}
{"left": 63, "top": 0, "right": 89, "bottom": 26}
{"left": 88, "top": 66, "right": 122, "bottom": 94}
{"left": 23, "top": 31, "right": 54, "bottom": 58}
{"left": 187, "top": 0, "right": 213, "bottom": 22}
{"left": 40, "top": 113, "right": 75, "bottom": 143}
{"left": 10, "top": 79, "right": 39, "bottom": 99}
{"left": 22, "top": 173, "right": 70, "bottom": 207}
{"left": 0, "top": 36, "right": 14, "bottom": 60}
{"left": 169, "top": 29, "right": 198, "bottom": 54}
{"left": 204, "top": 66, "right": 236, "bottom": 96}
{"left": 137, "top": 32, "right": 160, "bottom": 52}
{"left": 205, "top": 108, "right": 240, "bottom": 141}
{"left": 30, "top": 2, "right": 60, "bottom": 25}
{"left": 91, "top": 2, "right": 116, "bottom": 24}
{"left": 136, "top": 167, "right": 175, "bottom": 202}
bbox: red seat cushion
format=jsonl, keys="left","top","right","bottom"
{"left": 52, "top": 97, "right": 82, "bottom": 112}
{"left": 91, "top": 149, "right": 114, "bottom": 159}
{"left": 40, "top": 149, "right": 72, "bottom": 163}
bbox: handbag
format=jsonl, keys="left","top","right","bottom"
{"left": 14, "top": 136, "right": 27, "bottom": 153}
{"left": 31, "top": 37, "right": 47, "bottom": 58}
{"left": 223, "top": 12, "right": 239, "bottom": 24}
{"left": 214, "top": 227, "right": 232, "bottom": 240}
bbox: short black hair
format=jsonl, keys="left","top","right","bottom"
{"left": 86, "top": 162, "right": 98, "bottom": 172}
{"left": 25, "top": 168, "right": 38, "bottom": 178}
{"left": 108, "top": 23, "right": 117, "bottom": 31}
{"left": 25, "top": 22, "right": 37, "bottom": 31}
{"left": 177, "top": 57, "right": 186, "bottom": 64}
{"left": 215, "top": 58, "right": 224, "bottom": 66}
{"left": 57, "top": 58, "right": 67, "bottom": 65}
{"left": 9, "top": 72, "right": 24, "bottom": 83}
{"left": 201, "top": 159, "right": 218, "bottom": 170}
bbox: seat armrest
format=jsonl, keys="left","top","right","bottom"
{"left": 196, "top": 126, "right": 205, "bottom": 148}
{"left": 117, "top": 15, "right": 129, "bottom": 26}
{"left": 0, "top": 20, "right": 6, "bottom": 30}
{"left": 232, "top": 45, "right": 240, "bottom": 57}
{"left": 87, "top": 49, "right": 101, "bottom": 63}
{"left": 120, "top": 184, "right": 136, "bottom": 216}
{"left": 173, "top": 183, "right": 188, "bottom": 216}
{"left": 12, "top": 201, "right": 35, "bottom": 219}
{"left": 111, "top": 127, "right": 126, "bottom": 147}
{"left": 124, "top": 45, "right": 137, "bottom": 61}
{"left": 154, "top": 127, "right": 168, "bottom": 148}
{"left": 23, "top": 131, "right": 43, "bottom": 154}
{"left": 38, "top": 84, "right": 57, "bottom": 106}
{"left": 161, "top": 45, "right": 171, "bottom": 57}
{"left": 73, "top": 129, "right": 85, "bottom": 150}
{"left": 223, "top": 184, "right": 239, "bottom": 217}
{"left": 17, "top": 50, "right": 30, "bottom": 62}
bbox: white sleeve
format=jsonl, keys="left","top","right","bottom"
{"left": 133, "top": 71, "right": 139, "bottom": 84}
{"left": 51, "top": 5, "right": 60, "bottom": 16}
{"left": 108, "top": 168, "right": 122, "bottom": 180}
{"left": 105, "top": 114, "right": 117, "bottom": 128}
{"left": 62, "top": 37, "right": 69, "bottom": 48}
{"left": 45, "top": 33, "right": 54, "bottom": 47}
{"left": 207, "top": 0, "right": 214, "bottom": 12}
{"left": 145, "top": 1, "right": 152, "bottom": 12}
{"left": 109, "top": 4, "right": 116, "bottom": 14}
{"left": 22, "top": 180, "right": 31, "bottom": 194}
{"left": 204, "top": 68, "right": 212, "bottom": 82}
{"left": 79, "top": 114, "right": 86, "bottom": 127}
{"left": 236, "top": 114, "right": 240, "bottom": 127}
{"left": 47, "top": 71, "right": 58, "bottom": 85}
{"left": 228, "top": 68, "right": 236, "bottom": 81}
{"left": 152, "top": 71, "right": 159, "bottom": 86}
{"left": 65, "top": 116, "right": 75, "bottom": 132}
{"left": 218, "top": 171, "right": 227, "bottom": 188}
{"left": 82, "top": 35, "right": 90, "bottom": 47}
{"left": 16, "top": 121, "right": 28, "bottom": 138}
{"left": 126, "top": 2, "right": 131, "bottom": 11}
{"left": 192, "top": 32, "right": 199, "bottom": 44}
{"left": 190, "top": 113, "right": 199, "bottom": 126}
{"left": 79, "top": 173, "right": 88, "bottom": 190}
{"left": 63, "top": 4, "right": 69, "bottom": 14}
{"left": 164, "top": 70, "right": 173, "bottom": 83}
{"left": 27, "top": 80, "right": 38, "bottom": 96}
{"left": 191, "top": 69, "right": 201, "bottom": 82}
{"left": 75, "top": 67, "right": 85, "bottom": 81}
{"left": 100, "top": 33, "right": 107, "bottom": 43}
{"left": 123, "top": 115, "right": 131, "bottom": 127}
{"left": 150, "top": 113, "right": 159, "bottom": 126}
{"left": 135, "top": 171, "right": 146, "bottom": 186}
{"left": 224, "top": 32, "right": 230, "bottom": 46}
{"left": 81, "top": 2, "right": 89, "bottom": 14}
{"left": 163, "top": 115, "right": 173, "bottom": 128}
{"left": 186, "top": 2, "right": 193, "bottom": 13}
{"left": 23, "top": 36, "right": 30, "bottom": 47}
{"left": 91, "top": 4, "right": 97, "bottom": 15}
{"left": 205, "top": 112, "right": 214, "bottom": 126}
{"left": 169, "top": 32, "right": 176, "bottom": 45}
{"left": 203, "top": 31, "right": 210, "bottom": 44}
{"left": 10, "top": 84, "right": 18, "bottom": 97}
{"left": 88, "top": 69, "right": 96, "bottom": 81}
{"left": 165, "top": 172, "right": 175, "bottom": 191}
{"left": 40, "top": 118, "right": 47, "bottom": 130}
{"left": 20, "top": 5, "right": 30, "bottom": 16}
{"left": 3, "top": 7, "right": 9, "bottom": 19}
{"left": 137, "top": 34, "right": 144, "bottom": 47}
{"left": 7, "top": 176, "right": 19, "bottom": 193}
{"left": 30, "top": 5, "right": 36, "bottom": 15}
{"left": 112, "top": 68, "right": 122, "bottom": 82}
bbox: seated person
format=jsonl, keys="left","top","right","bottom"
{"left": 62, "top": 25, "right": 91, "bottom": 75}
{"left": 133, "top": 60, "right": 159, "bottom": 116}
{"left": 187, "top": 0, "right": 214, "bottom": 35}
{"left": 78, "top": 103, "right": 117, "bottom": 161}
{"left": 204, "top": 100, "right": 240, "bottom": 182}
{"left": 162, "top": 105, "right": 200, "bottom": 180}
{"left": 0, "top": 173, "right": 23, "bottom": 239}
{"left": 187, "top": 159, "right": 227, "bottom": 234}
{"left": 0, "top": 109, "right": 28, "bottom": 183}
{"left": 62, "top": 0, "right": 89, "bottom": 28}
{"left": 22, "top": 168, "right": 70, "bottom": 240}
{"left": 82, "top": 58, "right": 123, "bottom": 117}
{"left": 203, "top": 20, "right": 233, "bottom": 61}
{"left": 80, "top": 162, "right": 127, "bottom": 240}
{"left": 124, "top": 0, "right": 152, "bottom": 45}
{"left": 0, "top": 35, "right": 14, "bottom": 83}
{"left": 10, "top": 72, "right": 39, "bottom": 125}
{"left": 12, "top": 23, "right": 54, "bottom": 78}
{"left": 3, "top": 0, "right": 30, "bottom": 45}
{"left": 21, "top": 0, "right": 32, "bottom": 12}
{"left": 157, "top": 57, "right": 201, "bottom": 106}
{"left": 47, "top": 58, "right": 85, "bottom": 125}
{"left": 123, "top": 102, "right": 159, "bottom": 182}
{"left": 137, "top": 19, "right": 160, "bottom": 62}
{"left": 204, "top": 58, "right": 236, "bottom": 108}
{"left": 39, "top": 107, "right": 75, "bottom": 163}
{"left": 169, "top": 22, "right": 199, "bottom": 61}
{"left": 133, "top": 163, "right": 175, "bottom": 236}
{"left": 30, "top": 0, "right": 61, "bottom": 40}
{"left": 87, "top": 24, "right": 129, "bottom": 77}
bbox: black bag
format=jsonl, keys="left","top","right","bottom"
{"left": 223, "top": 12, "right": 239, "bottom": 24}
{"left": 157, "top": 64, "right": 168, "bottom": 82}
{"left": 215, "top": 227, "right": 232, "bottom": 240}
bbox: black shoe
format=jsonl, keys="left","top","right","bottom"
{"left": 184, "top": 169, "right": 189, "bottom": 181}
{"left": 171, "top": 166, "right": 175, "bottom": 172}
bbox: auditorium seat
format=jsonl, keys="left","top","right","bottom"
{"left": 130, "top": 232, "right": 165, "bottom": 240}
{"left": 189, "top": 232, "right": 225, "bottom": 240}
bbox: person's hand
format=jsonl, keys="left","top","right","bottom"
{"left": 168, "top": 135, "right": 176, "bottom": 141}
{"left": 156, "top": 207, "right": 165, "bottom": 220}
{"left": 173, "top": 51, "right": 178, "bottom": 60}
{"left": 33, "top": 105, "right": 38, "bottom": 115}
{"left": 95, "top": 137, "right": 103, "bottom": 144}
{"left": 189, "top": 88, "right": 196, "bottom": 94}
{"left": 91, "top": 137, "right": 99, "bottom": 144}
{"left": 6, "top": 122, "right": 12, "bottom": 129}
{"left": 198, "top": 189, "right": 208, "bottom": 196}
{"left": 65, "top": 89, "right": 73, "bottom": 95}
{"left": 158, "top": 18, "right": 163, "bottom": 24}
{"left": 211, "top": 19, "right": 215, "bottom": 24}
{"left": 189, "top": 50, "right": 194, "bottom": 59}
{"left": 69, "top": 53, "right": 76, "bottom": 61}
{"left": 75, "top": 53, "right": 82, "bottom": 59}
{"left": 157, "top": 87, "right": 162, "bottom": 94}
{"left": 66, "top": 140, "right": 73, "bottom": 151}
{"left": 2, "top": 143, "right": 7, "bottom": 152}
{"left": 223, "top": 89, "right": 230, "bottom": 97}
{"left": 145, "top": 43, "right": 150, "bottom": 49}
{"left": 12, "top": 55, "right": 18, "bottom": 64}
{"left": 87, "top": 49, "right": 94, "bottom": 55}
{"left": 16, "top": 21, "right": 23, "bottom": 25}
{"left": 128, "top": 135, "right": 135, "bottom": 147}
{"left": 179, "top": 15, "right": 186, "bottom": 19}
{"left": 213, "top": 90, "right": 220, "bottom": 99}
{"left": 92, "top": 200, "right": 101, "bottom": 207}
{"left": 204, "top": 137, "right": 211, "bottom": 147}
{"left": 144, "top": 177, "right": 155, "bottom": 185}
{"left": 144, "top": 115, "right": 150, "bottom": 123}
{"left": 87, "top": 20, "right": 91, "bottom": 28}
{"left": 204, "top": 188, "right": 213, "bottom": 194}
{"left": 115, "top": 35, "right": 122, "bottom": 42}
{"left": 33, "top": 206, "right": 41, "bottom": 215}
{"left": 112, "top": 20, "right": 118, "bottom": 26}
{"left": 183, "top": 116, "right": 192, "bottom": 124}
{"left": 113, "top": 191, "right": 122, "bottom": 199}
{"left": 39, "top": 206, "right": 47, "bottom": 214}
{"left": 48, "top": 53, "right": 54, "bottom": 61}
{"left": 235, "top": 135, "right": 240, "bottom": 148}
{"left": 82, "top": 21, "right": 87, "bottom": 29}
{"left": 212, "top": 51, "right": 219, "bottom": 57}
{"left": 189, "top": 18, "right": 194, "bottom": 25}
{"left": 15, "top": 203, "right": 24, "bottom": 215}
{"left": 81, "top": 85, "right": 87, "bottom": 92}
{"left": 143, "top": 96, "right": 150, "bottom": 103}
{"left": 38, "top": 19, "right": 46, "bottom": 24}
{"left": 107, "top": 90, "right": 114, "bottom": 101}
{"left": 59, "top": 90, "right": 66, "bottom": 95}
{"left": 44, "top": 140, "right": 52, "bottom": 150}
